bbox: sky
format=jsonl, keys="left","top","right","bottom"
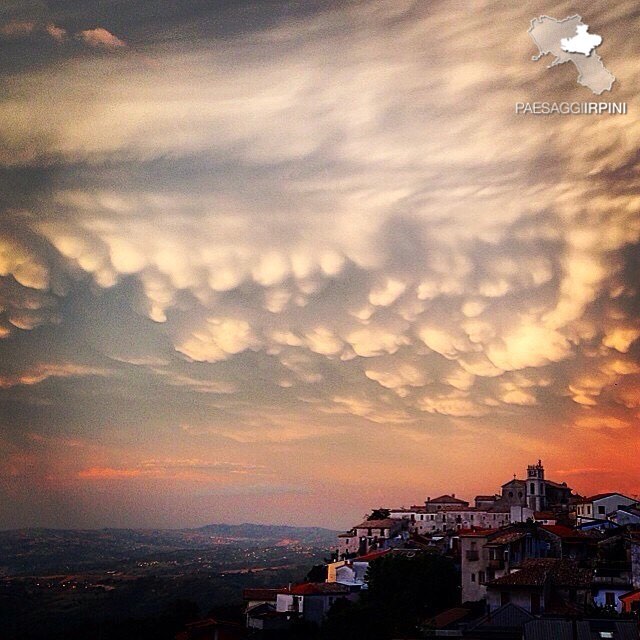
{"left": 0, "top": 0, "right": 639, "bottom": 530}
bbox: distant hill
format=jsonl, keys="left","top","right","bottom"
{"left": 0, "top": 523, "right": 339, "bottom": 575}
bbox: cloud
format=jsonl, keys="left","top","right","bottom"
{"left": 1, "top": 0, "right": 640, "bottom": 526}
{"left": 45, "top": 24, "right": 67, "bottom": 43}
{"left": 176, "top": 317, "right": 261, "bottom": 363}
{"left": 77, "top": 28, "right": 126, "bottom": 49}
{"left": 0, "top": 21, "right": 35, "bottom": 37}
{"left": 77, "top": 459, "right": 263, "bottom": 480}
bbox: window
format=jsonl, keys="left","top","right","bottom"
{"left": 530, "top": 483, "right": 535, "bottom": 493}
{"left": 508, "top": 491, "right": 514, "bottom": 498}
{"left": 605, "top": 592, "right": 616, "bottom": 607}
{"left": 531, "top": 593, "right": 541, "bottom": 614}
{"left": 598, "top": 506, "right": 606, "bottom": 515}
{"left": 479, "top": 571, "right": 486, "bottom": 583}
{"left": 518, "top": 491, "right": 523, "bottom": 498}
{"left": 471, "top": 573, "right": 476, "bottom": 582}
{"left": 501, "top": 592, "right": 511, "bottom": 606}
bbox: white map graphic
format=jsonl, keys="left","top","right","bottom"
{"left": 560, "top": 24, "right": 602, "bottom": 56}
{"left": 528, "top": 15, "right": 615, "bottom": 94}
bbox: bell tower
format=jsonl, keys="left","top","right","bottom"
{"left": 526, "top": 459, "right": 545, "bottom": 512}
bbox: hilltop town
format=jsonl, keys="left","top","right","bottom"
{"left": 184, "top": 460, "right": 640, "bottom": 639}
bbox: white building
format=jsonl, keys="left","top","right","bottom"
{"left": 576, "top": 493, "right": 638, "bottom": 524}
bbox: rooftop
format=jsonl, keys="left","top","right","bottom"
{"left": 352, "top": 549, "right": 391, "bottom": 563}
{"left": 354, "top": 518, "right": 399, "bottom": 529}
{"left": 287, "top": 582, "right": 350, "bottom": 596}
{"left": 579, "top": 492, "right": 634, "bottom": 503}
{"left": 427, "top": 494, "right": 469, "bottom": 505}
{"left": 487, "top": 558, "right": 592, "bottom": 588}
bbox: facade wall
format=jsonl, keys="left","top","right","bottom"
{"left": 461, "top": 535, "right": 490, "bottom": 602}
{"left": 593, "top": 495, "right": 637, "bottom": 519}
{"left": 487, "top": 588, "right": 542, "bottom": 612}
{"left": 390, "top": 509, "right": 509, "bottom": 533}
{"left": 336, "top": 534, "right": 359, "bottom": 558}
{"left": 632, "top": 540, "right": 640, "bottom": 590}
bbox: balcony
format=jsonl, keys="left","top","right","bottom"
{"left": 465, "top": 550, "right": 479, "bottom": 561}
{"left": 488, "top": 558, "right": 505, "bottom": 570}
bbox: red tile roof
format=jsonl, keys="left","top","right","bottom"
{"left": 353, "top": 549, "right": 391, "bottom": 563}
{"left": 243, "top": 588, "right": 282, "bottom": 601}
{"left": 533, "top": 512, "right": 556, "bottom": 520}
{"left": 354, "top": 518, "right": 399, "bottom": 529}
{"left": 485, "top": 531, "right": 527, "bottom": 545}
{"left": 428, "top": 495, "right": 469, "bottom": 504}
{"left": 541, "top": 525, "right": 586, "bottom": 539}
{"left": 578, "top": 492, "right": 632, "bottom": 503}
{"left": 487, "top": 559, "right": 592, "bottom": 588}
{"left": 427, "top": 607, "right": 471, "bottom": 629}
{"left": 287, "top": 582, "right": 350, "bottom": 596}
{"left": 459, "top": 528, "right": 498, "bottom": 537}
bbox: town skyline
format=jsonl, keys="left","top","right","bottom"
{"left": 1, "top": 0, "right": 639, "bottom": 531}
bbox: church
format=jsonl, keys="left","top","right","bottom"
{"left": 496, "top": 460, "right": 572, "bottom": 512}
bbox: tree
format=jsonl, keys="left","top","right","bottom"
{"left": 321, "top": 552, "right": 458, "bottom": 640}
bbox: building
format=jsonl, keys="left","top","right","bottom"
{"left": 523, "top": 619, "right": 640, "bottom": 640}
{"left": 175, "top": 618, "right": 245, "bottom": 640}
{"left": 460, "top": 524, "right": 555, "bottom": 603}
{"left": 620, "top": 588, "right": 640, "bottom": 615}
{"left": 390, "top": 504, "right": 510, "bottom": 535}
{"left": 327, "top": 549, "right": 389, "bottom": 588}
{"left": 425, "top": 494, "right": 470, "bottom": 511}
{"left": 484, "top": 558, "right": 592, "bottom": 614}
{"left": 576, "top": 493, "right": 638, "bottom": 524}
{"left": 612, "top": 504, "right": 640, "bottom": 526}
{"left": 275, "top": 582, "right": 353, "bottom": 625}
{"left": 497, "top": 461, "right": 572, "bottom": 512}
{"left": 631, "top": 533, "right": 640, "bottom": 590}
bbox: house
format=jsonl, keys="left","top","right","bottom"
{"left": 475, "top": 495, "right": 500, "bottom": 509}
{"left": 242, "top": 588, "right": 280, "bottom": 611}
{"left": 620, "top": 588, "right": 640, "bottom": 615}
{"left": 245, "top": 604, "right": 294, "bottom": 634}
{"left": 390, "top": 503, "right": 510, "bottom": 534}
{"left": 591, "top": 534, "right": 634, "bottom": 613}
{"left": 464, "top": 602, "right": 534, "bottom": 640}
{"left": 539, "top": 524, "right": 595, "bottom": 563}
{"left": 175, "top": 618, "right": 245, "bottom": 640}
{"left": 425, "top": 494, "right": 470, "bottom": 511}
{"left": 352, "top": 518, "right": 405, "bottom": 554}
{"left": 576, "top": 493, "right": 638, "bottom": 524}
{"left": 612, "top": 504, "right": 640, "bottom": 526}
{"left": 632, "top": 534, "right": 640, "bottom": 590}
{"left": 336, "top": 530, "right": 360, "bottom": 559}
{"left": 327, "top": 549, "right": 390, "bottom": 587}
{"left": 523, "top": 619, "right": 640, "bottom": 640}
{"left": 533, "top": 511, "right": 557, "bottom": 525}
{"left": 275, "top": 582, "right": 353, "bottom": 625}
{"left": 460, "top": 529, "right": 498, "bottom": 603}
{"left": 484, "top": 558, "right": 592, "bottom": 614}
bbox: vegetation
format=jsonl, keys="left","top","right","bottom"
{"left": 321, "top": 552, "right": 459, "bottom": 640}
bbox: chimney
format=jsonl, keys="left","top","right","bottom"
{"left": 452, "top": 494, "right": 456, "bottom": 498}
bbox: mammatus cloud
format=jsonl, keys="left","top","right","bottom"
{"left": 0, "top": 19, "right": 124, "bottom": 49}
{"left": 0, "top": 0, "right": 639, "bottom": 527}
{"left": 77, "top": 27, "right": 126, "bottom": 49}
